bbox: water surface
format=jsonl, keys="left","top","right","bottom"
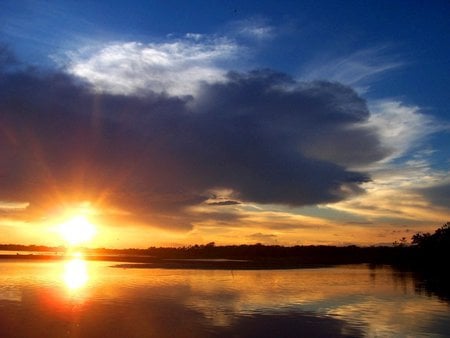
{"left": 0, "top": 259, "right": 448, "bottom": 337}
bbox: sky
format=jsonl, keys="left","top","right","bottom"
{"left": 1, "top": 0, "right": 450, "bottom": 248}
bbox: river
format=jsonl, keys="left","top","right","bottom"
{"left": 0, "top": 258, "right": 448, "bottom": 337}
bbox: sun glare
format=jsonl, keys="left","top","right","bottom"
{"left": 58, "top": 215, "right": 96, "bottom": 246}
{"left": 63, "top": 255, "right": 89, "bottom": 290}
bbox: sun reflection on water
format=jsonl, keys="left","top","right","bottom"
{"left": 63, "top": 254, "right": 89, "bottom": 291}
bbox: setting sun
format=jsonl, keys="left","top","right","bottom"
{"left": 58, "top": 215, "right": 97, "bottom": 246}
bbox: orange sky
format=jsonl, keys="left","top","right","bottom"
{"left": 1, "top": 190, "right": 448, "bottom": 248}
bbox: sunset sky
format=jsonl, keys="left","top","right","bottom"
{"left": 1, "top": 0, "right": 449, "bottom": 248}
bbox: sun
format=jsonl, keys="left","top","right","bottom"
{"left": 58, "top": 215, "right": 97, "bottom": 246}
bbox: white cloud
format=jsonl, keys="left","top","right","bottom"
{"left": 367, "top": 100, "right": 446, "bottom": 162}
{"left": 300, "top": 47, "right": 402, "bottom": 93}
{"left": 231, "top": 17, "right": 275, "bottom": 40}
{"left": 67, "top": 38, "right": 239, "bottom": 97}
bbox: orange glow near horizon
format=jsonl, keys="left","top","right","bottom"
{"left": 1, "top": 196, "right": 447, "bottom": 249}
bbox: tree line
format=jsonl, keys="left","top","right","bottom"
{"left": 1, "top": 222, "right": 448, "bottom": 268}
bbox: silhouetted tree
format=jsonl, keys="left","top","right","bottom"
{"left": 408, "top": 222, "right": 450, "bottom": 270}
{"left": 411, "top": 222, "right": 450, "bottom": 250}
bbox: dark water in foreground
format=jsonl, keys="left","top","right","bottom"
{"left": 0, "top": 259, "right": 449, "bottom": 337}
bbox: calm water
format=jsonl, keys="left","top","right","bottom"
{"left": 0, "top": 259, "right": 449, "bottom": 337}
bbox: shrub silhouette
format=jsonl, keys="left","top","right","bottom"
{"left": 412, "top": 222, "right": 450, "bottom": 249}
{"left": 410, "top": 222, "right": 450, "bottom": 268}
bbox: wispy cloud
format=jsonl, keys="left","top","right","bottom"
{"left": 300, "top": 47, "right": 403, "bottom": 93}
{"left": 67, "top": 37, "right": 240, "bottom": 97}
{"left": 230, "top": 17, "right": 275, "bottom": 41}
{"left": 367, "top": 100, "right": 447, "bottom": 163}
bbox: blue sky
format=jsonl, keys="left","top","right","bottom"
{"left": 1, "top": 0, "right": 449, "bottom": 247}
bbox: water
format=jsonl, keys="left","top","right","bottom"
{"left": 0, "top": 259, "right": 449, "bottom": 337}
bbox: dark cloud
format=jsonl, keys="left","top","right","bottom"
{"left": 0, "top": 44, "right": 18, "bottom": 70}
{"left": 206, "top": 200, "right": 241, "bottom": 206}
{"left": 419, "top": 183, "right": 450, "bottom": 209}
{"left": 0, "top": 57, "right": 389, "bottom": 230}
{"left": 247, "top": 232, "right": 278, "bottom": 242}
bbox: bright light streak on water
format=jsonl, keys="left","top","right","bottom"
{"left": 63, "top": 256, "right": 88, "bottom": 291}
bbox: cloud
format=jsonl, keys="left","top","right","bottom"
{"left": 207, "top": 201, "right": 241, "bottom": 206}
{"left": 419, "top": 183, "right": 450, "bottom": 209}
{"left": 230, "top": 17, "right": 275, "bottom": 41}
{"left": 367, "top": 100, "right": 448, "bottom": 163}
{"left": 322, "top": 97, "right": 450, "bottom": 225}
{"left": 66, "top": 38, "right": 239, "bottom": 97}
{"left": 247, "top": 232, "right": 278, "bottom": 243}
{"left": 300, "top": 47, "right": 403, "bottom": 93}
{"left": 193, "top": 71, "right": 389, "bottom": 170}
{"left": 0, "top": 53, "right": 392, "bottom": 231}
{"left": 0, "top": 44, "right": 18, "bottom": 69}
